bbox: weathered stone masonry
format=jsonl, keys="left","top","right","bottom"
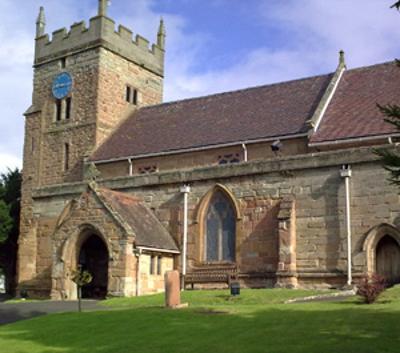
{"left": 27, "top": 146, "right": 400, "bottom": 296}
{"left": 18, "top": 2, "right": 400, "bottom": 298}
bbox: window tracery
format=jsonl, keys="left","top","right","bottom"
{"left": 204, "top": 190, "right": 236, "bottom": 262}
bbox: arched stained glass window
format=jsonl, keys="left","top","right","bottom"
{"left": 205, "top": 190, "right": 236, "bottom": 262}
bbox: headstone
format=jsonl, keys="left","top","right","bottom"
{"left": 165, "top": 270, "right": 180, "bottom": 308}
{"left": 0, "top": 273, "right": 5, "bottom": 294}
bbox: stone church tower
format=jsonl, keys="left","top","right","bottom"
{"left": 18, "top": 0, "right": 166, "bottom": 294}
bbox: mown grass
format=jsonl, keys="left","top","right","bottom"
{"left": 102, "top": 288, "right": 331, "bottom": 309}
{"left": 1, "top": 287, "right": 400, "bottom": 353}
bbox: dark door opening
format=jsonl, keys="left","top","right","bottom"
{"left": 78, "top": 235, "right": 109, "bottom": 299}
{"left": 376, "top": 235, "right": 400, "bottom": 286}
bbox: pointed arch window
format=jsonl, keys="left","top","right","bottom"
{"left": 204, "top": 190, "right": 236, "bottom": 262}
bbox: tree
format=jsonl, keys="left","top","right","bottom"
{"left": 0, "top": 201, "right": 12, "bottom": 243}
{"left": 392, "top": 1, "right": 400, "bottom": 9}
{"left": 71, "top": 267, "right": 93, "bottom": 312}
{"left": 0, "top": 168, "right": 22, "bottom": 295}
{"left": 375, "top": 3, "right": 400, "bottom": 184}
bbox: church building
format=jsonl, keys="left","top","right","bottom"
{"left": 18, "top": 0, "right": 400, "bottom": 299}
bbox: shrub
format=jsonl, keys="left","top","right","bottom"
{"left": 356, "top": 273, "right": 386, "bottom": 304}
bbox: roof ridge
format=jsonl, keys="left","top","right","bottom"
{"left": 141, "top": 71, "right": 335, "bottom": 110}
{"left": 345, "top": 59, "right": 396, "bottom": 74}
{"left": 143, "top": 60, "right": 396, "bottom": 111}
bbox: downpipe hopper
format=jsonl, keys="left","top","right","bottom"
{"left": 340, "top": 164, "right": 352, "bottom": 178}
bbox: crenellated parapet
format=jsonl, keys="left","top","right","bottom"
{"left": 35, "top": 15, "right": 165, "bottom": 76}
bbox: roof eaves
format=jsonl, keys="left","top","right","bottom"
{"left": 91, "top": 132, "right": 309, "bottom": 164}
{"left": 308, "top": 133, "right": 400, "bottom": 147}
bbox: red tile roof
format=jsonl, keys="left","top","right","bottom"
{"left": 310, "top": 61, "right": 399, "bottom": 144}
{"left": 91, "top": 74, "right": 332, "bottom": 161}
{"left": 91, "top": 61, "right": 400, "bottom": 160}
{"left": 97, "top": 188, "right": 179, "bottom": 251}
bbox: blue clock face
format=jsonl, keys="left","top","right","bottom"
{"left": 52, "top": 72, "right": 73, "bottom": 99}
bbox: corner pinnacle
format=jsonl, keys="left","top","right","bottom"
{"left": 36, "top": 6, "right": 46, "bottom": 38}
{"left": 98, "top": 0, "right": 108, "bottom": 17}
{"left": 157, "top": 17, "right": 166, "bottom": 50}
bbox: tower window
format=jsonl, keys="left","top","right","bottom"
{"left": 126, "top": 85, "right": 138, "bottom": 105}
{"left": 132, "top": 89, "right": 138, "bottom": 105}
{"left": 65, "top": 97, "right": 72, "bottom": 120}
{"left": 60, "top": 57, "right": 67, "bottom": 69}
{"left": 64, "top": 143, "right": 70, "bottom": 171}
{"left": 55, "top": 98, "right": 72, "bottom": 122}
{"left": 55, "top": 100, "right": 62, "bottom": 121}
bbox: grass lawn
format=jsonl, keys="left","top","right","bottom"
{"left": 1, "top": 287, "right": 400, "bottom": 353}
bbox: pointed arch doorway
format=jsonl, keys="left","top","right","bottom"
{"left": 78, "top": 234, "right": 109, "bottom": 299}
{"left": 376, "top": 235, "right": 400, "bottom": 286}
{"left": 363, "top": 224, "right": 400, "bottom": 286}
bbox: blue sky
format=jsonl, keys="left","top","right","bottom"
{"left": 0, "top": 0, "right": 399, "bottom": 173}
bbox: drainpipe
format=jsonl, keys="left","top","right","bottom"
{"left": 242, "top": 143, "right": 248, "bottom": 162}
{"left": 128, "top": 158, "right": 133, "bottom": 176}
{"left": 180, "top": 185, "right": 191, "bottom": 290}
{"left": 340, "top": 165, "right": 352, "bottom": 286}
{"left": 134, "top": 248, "right": 142, "bottom": 296}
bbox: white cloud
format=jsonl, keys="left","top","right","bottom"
{"left": 161, "top": 0, "right": 400, "bottom": 101}
{"left": 260, "top": 0, "right": 400, "bottom": 69}
{"left": 0, "top": 0, "right": 95, "bottom": 172}
{"left": 0, "top": 153, "right": 21, "bottom": 174}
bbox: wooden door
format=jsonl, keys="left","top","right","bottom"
{"left": 376, "top": 235, "right": 400, "bottom": 285}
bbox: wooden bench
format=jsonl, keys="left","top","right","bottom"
{"left": 184, "top": 264, "right": 239, "bottom": 289}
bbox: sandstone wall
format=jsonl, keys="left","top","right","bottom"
{"left": 27, "top": 146, "right": 400, "bottom": 293}
{"left": 96, "top": 48, "right": 163, "bottom": 146}
{"left": 20, "top": 42, "right": 164, "bottom": 295}
{"left": 139, "top": 254, "right": 174, "bottom": 294}
{"left": 96, "top": 138, "right": 308, "bottom": 179}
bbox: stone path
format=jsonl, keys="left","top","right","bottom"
{"left": 0, "top": 299, "right": 106, "bottom": 325}
{"left": 285, "top": 290, "right": 356, "bottom": 304}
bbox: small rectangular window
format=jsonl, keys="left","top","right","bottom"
{"left": 65, "top": 97, "right": 72, "bottom": 120}
{"left": 132, "top": 89, "right": 138, "bottom": 105}
{"left": 64, "top": 143, "right": 70, "bottom": 171}
{"left": 126, "top": 85, "right": 138, "bottom": 105}
{"left": 56, "top": 100, "right": 62, "bottom": 121}
{"left": 60, "top": 57, "right": 66, "bottom": 69}
{"left": 150, "top": 255, "right": 155, "bottom": 275}
{"left": 157, "top": 256, "right": 162, "bottom": 275}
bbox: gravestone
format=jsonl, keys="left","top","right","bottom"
{"left": 0, "top": 273, "right": 5, "bottom": 294}
{"left": 165, "top": 270, "right": 180, "bottom": 308}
